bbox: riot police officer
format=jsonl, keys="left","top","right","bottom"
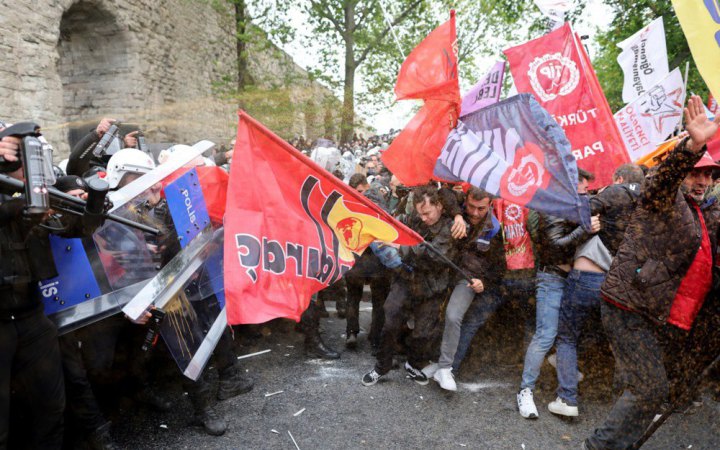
{"left": 0, "top": 123, "right": 102, "bottom": 448}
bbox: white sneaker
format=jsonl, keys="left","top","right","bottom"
{"left": 422, "top": 362, "right": 439, "bottom": 378}
{"left": 433, "top": 368, "right": 457, "bottom": 391}
{"left": 548, "top": 396, "right": 579, "bottom": 417}
{"left": 547, "top": 353, "right": 585, "bottom": 382}
{"left": 517, "top": 388, "right": 539, "bottom": 419}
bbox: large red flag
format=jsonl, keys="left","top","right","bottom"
{"left": 504, "top": 24, "right": 630, "bottom": 189}
{"left": 224, "top": 112, "right": 423, "bottom": 325}
{"left": 381, "top": 11, "right": 461, "bottom": 186}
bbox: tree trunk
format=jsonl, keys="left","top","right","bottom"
{"left": 340, "top": 1, "right": 356, "bottom": 144}
{"left": 235, "top": 0, "right": 248, "bottom": 93}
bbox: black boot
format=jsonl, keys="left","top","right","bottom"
{"left": 85, "top": 422, "right": 119, "bottom": 450}
{"left": 193, "top": 406, "right": 227, "bottom": 436}
{"left": 187, "top": 375, "right": 228, "bottom": 436}
{"left": 305, "top": 332, "right": 340, "bottom": 359}
{"left": 301, "top": 299, "right": 340, "bottom": 359}
{"left": 135, "top": 386, "right": 173, "bottom": 412}
{"left": 217, "top": 364, "right": 254, "bottom": 401}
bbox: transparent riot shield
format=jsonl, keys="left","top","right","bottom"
{"left": 122, "top": 163, "right": 229, "bottom": 380}
{"left": 40, "top": 141, "right": 214, "bottom": 335}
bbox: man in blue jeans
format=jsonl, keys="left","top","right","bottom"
{"left": 516, "top": 169, "right": 598, "bottom": 419}
{"left": 549, "top": 164, "right": 644, "bottom": 417}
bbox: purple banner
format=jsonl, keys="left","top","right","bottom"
{"left": 460, "top": 61, "right": 506, "bottom": 117}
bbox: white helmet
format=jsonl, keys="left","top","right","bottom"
{"left": 105, "top": 148, "right": 156, "bottom": 189}
{"left": 58, "top": 158, "right": 69, "bottom": 175}
{"left": 158, "top": 144, "right": 205, "bottom": 167}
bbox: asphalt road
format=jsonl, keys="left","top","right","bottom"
{"left": 111, "top": 300, "right": 720, "bottom": 450}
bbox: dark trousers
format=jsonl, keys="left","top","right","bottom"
{"left": 451, "top": 288, "right": 503, "bottom": 371}
{"left": 345, "top": 272, "right": 389, "bottom": 346}
{"left": 59, "top": 332, "right": 106, "bottom": 435}
{"left": 374, "top": 279, "right": 441, "bottom": 374}
{"left": 587, "top": 302, "right": 684, "bottom": 450}
{"left": 0, "top": 309, "right": 65, "bottom": 449}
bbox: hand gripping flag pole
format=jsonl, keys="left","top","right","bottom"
{"left": 421, "top": 242, "right": 474, "bottom": 283}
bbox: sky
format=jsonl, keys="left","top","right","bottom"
{"left": 273, "top": 0, "right": 615, "bottom": 135}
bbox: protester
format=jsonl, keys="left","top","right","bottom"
{"left": 421, "top": 187, "right": 505, "bottom": 391}
{"left": 362, "top": 185, "right": 458, "bottom": 386}
{"left": 549, "top": 164, "right": 644, "bottom": 418}
{"left": 516, "top": 169, "right": 600, "bottom": 419}
{"left": 584, "top": 96, "right": 720, "bottom": 449}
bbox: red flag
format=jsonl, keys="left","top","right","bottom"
{"left": 196, "top": 166, "right": 228, "bottom": 224}
{"left": 224, "top": 112, "right": 423, "bottom": 325}
{"left": 162, "top": 165, "right": 229, "bottom": 225}
{"left": 504, "top": 24, "right": 630, "bottom": 189}
{"left": 382, "top": 11, "right": 461, "bottom": 186}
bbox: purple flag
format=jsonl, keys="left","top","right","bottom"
{"left": 460, "top": 61, "right": 506, "bottom": 117}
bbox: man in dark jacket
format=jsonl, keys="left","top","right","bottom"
{"left": 584, "top": 95, "right": 720, "bottom": 450}
{"left": 361, "top": 185, "right": 457, "bottom": 386}
{"left": 517, "top": 169, "right": 599, "bottom": 419}
{"left": 343, "top": 174, "right": 391, "bottom": 351}
{"left": 421, "top": 187, "right": 505, "bottom": 391}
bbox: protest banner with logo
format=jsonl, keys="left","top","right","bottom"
{"left": 616, "top": 17, "right": 669, "bottom": 103}
{"left": 460, "top": 61, "right": 505, "bottom": 117}
{"left": 614, "top": 68, "right": 685, "bottom": 162}
{"left": 672, "top": 0, "right": 720, "bottom": 101}
{"left": 493, "top": 199, "right": 535, "bottom": 270}
{"left": 381, "top": 11, "right": 460, "bottom": 186}
{"left": 433, "top": 93, "right": 591, "bottom": 229}
{"left": 504, "top": 23, "right": 630, "bottom": 189}
{"left": 225, "top": 112, "right": 423, "bottom": 325}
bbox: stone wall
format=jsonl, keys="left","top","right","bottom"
{"left": 0, "top": 0, "right": 355, "bottom": 158}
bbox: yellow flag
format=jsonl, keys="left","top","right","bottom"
{"left": 671, "top": 0, "right": 720, "bottom": 99}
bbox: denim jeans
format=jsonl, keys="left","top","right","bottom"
{"left": 451, "top": 287, "right": 503, "bottom": 371}
{"left": 555, "top": 269, "right": 605, "bottom": 405}
{"left": 520, "top": 270, "right": 566, "bottom": 390}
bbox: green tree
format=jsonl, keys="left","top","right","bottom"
{"left": 592, "top": 0, "right": 707, "bottom": 112}
{"left": 304, "top": 0, "right": 435, "bottom": 143}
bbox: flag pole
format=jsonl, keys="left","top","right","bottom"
{"left": 421, "top": 242, "right": 474, "bottom": 283}
{"left": 676, "top": 61, "right": 691, "bottom": 134}
{"left": 630, "top": 354, "right": 720, "bottom": 449}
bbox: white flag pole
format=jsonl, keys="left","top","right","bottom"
{"left": 677, "top": 61, "right": 691, "bottom": 133}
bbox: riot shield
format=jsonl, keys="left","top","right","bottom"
{"left": 39, "top": 141, "right": 214, "bottom": 334}
{"left": 122, "top": 164, "right": 229, "bottom": 380}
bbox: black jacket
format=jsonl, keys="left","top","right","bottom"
{"left": 590, "top": 183, "right": 641, "bottom": 256}
{"left": 0, "top": 196, "right": 98, "bottom": 317}
{"left": 398, "top": 213, "right": 456, "bottom": 299}
{"left": 529, "top": 210, "right": 588, "bottom": 270}
{"left": 455, "top": 211, "right": 506, "bottom": 290}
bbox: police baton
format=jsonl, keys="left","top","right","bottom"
{"left": 421, "top": 242, "right": 475, "bottom": 283}
{"left": 630, "top": 353, "right": 720, "bottom": 449}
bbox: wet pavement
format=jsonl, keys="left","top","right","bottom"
{"left": 111, "top": 301, "right": 720, "bottom": 449}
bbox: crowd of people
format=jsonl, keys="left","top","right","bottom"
{"left": 1, "top": 96, "right": 719, "bottom": 450}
